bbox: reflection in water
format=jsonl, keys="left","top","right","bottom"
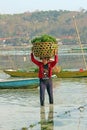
{"left": 40, "top": 105, "right": 54, "bottom": 130}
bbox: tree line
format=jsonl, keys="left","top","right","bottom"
{"left": 0, "top": 10, "right": 87, "bottom": 45}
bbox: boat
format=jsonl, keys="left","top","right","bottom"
{"left": 54, "top": 69, "right": 87, "bottom": 78}
{"left": 4, "top": 69, "right": 38, "bottom": 78}
{"left": 4, "top": 68, "right": 87, "bottom": 78}
{"left": 0, "top": 78, "right": 39, "bottom": 89}
{"left": 3, "top": 69, "right": 58, "bottom": 78}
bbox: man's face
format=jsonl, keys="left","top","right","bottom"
{"left": 42, "top": 58, "right": 48, "bottom": 65}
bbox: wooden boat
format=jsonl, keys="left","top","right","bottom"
{"left": 54, "top": 69, "right": 87, "bottom": 78}
{"left": 0, "top": 78, "right": 39, "bottom": 89}
{"left": 3, "top": 68, "right": 87, "bottom": 78}
{"left": 4, "top": 69, "right": 38, "bottom": 78}
{"left": 3, "top": 69, "right": 57, "bottom": 78}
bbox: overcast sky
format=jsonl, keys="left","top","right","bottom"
{"left": 0, "top": 0, "right": 87, "bottom": 14}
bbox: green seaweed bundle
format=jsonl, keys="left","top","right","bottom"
{"left": 31, "top": 34, "right": 58, "bottom": 59}
{"left": 31, "top": 34, "right": 57, "bottom": 44}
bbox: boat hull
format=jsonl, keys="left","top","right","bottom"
{"left": 4, "top": 69, "right": 38, "bottom": 78}
{"left": 0, "top": 78, "right": 39, "bottom": 89}
{"left": 4, "top": 69, "right": 87, "bottom": 78}
{"left": 54, "top": 70, "right": 87, "bottom": 78}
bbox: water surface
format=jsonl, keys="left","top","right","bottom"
{"left": 0, "top": 74, "right": 87, "bottom": 130}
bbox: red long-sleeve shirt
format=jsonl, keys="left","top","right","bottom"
{"left": 31, "top": 53, "right": 58, "bottom": 78}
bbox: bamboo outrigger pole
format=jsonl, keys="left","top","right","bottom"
{"left": 73, "top": 15, "right": 87, "bottom": 70}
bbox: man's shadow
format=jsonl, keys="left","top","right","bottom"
{"left": 40, "top": 105, "right": 54, "bottom": 130}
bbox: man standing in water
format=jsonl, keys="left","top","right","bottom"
{"left": 31, "top": 50, "right": 58, "bottom": 106}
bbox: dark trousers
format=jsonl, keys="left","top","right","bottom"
{"left": 39, "top": 78, "right": 53, "bottom": 106}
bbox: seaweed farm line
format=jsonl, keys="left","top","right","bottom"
{"left": 0, "top": 72, "right": 87, "bottom": 130}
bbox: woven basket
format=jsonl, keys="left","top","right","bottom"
{"left": 32, "top": 42, "right": 58, "bottom": 59}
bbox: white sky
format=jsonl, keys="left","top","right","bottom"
{"left": 0, "top": 0, "right": 87, "bottom": 14}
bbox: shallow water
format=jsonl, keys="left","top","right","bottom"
{"left": 0, "top": 73, "right": 87, "bottom": 130}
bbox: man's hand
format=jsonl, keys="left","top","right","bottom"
{"left": 54, "top": 49, "right": 58, "bottom": 55}
{"left": 31, "top": 47, "right": 34, "bottom": 53}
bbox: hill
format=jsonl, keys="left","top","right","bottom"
{"left": 0, "top": 10, "right": 87, "bottom": 45}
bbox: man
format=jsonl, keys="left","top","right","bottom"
{"left": 31, "top": 50, "right": 58, "bottom": 106}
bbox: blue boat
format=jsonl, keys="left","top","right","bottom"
{"left": 0, "top": 78, "right": 39, "bottom": 89}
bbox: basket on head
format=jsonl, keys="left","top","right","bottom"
{"left": 32, "top": 42, "right": 58, "bottom": 59}
{"left": 31, "top": 34, "right": 58, "bottom": 59}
